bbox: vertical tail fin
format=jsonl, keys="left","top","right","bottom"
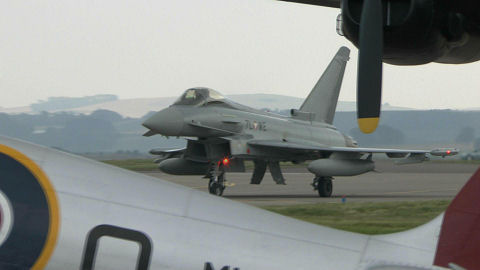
{"left": 299, "top": 46, "right": 350, "bottom": 124}
{"left": 366, "top": 168, "right": 480, "bottom": 268}
{"left": 434, "top": 166, "right": 480, "bottom": 269}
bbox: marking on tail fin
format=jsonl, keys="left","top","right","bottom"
{"left": 434, "top": 166, "right": 480, "bottom": 269}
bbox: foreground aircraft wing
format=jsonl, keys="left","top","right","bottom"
{"left": 0, "top": 136, "right": 477, "bottom": 269}
{"left": 278, "top": 0, "right": 340, "bottom": 8}
{"left": 248, "top": 140, "right": 458, "bottom": 159}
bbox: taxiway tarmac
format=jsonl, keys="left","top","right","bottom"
{"left": 143, "top": 161, "right": 479, "bottom": 206}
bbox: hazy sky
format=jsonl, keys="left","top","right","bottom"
{"left": 1, "top": 0, "right": 479, "bottom": 109}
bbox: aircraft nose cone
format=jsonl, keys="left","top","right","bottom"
{"left": 142, "top": 107, "right": 184, "bottom": 136}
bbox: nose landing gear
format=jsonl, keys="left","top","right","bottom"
{"left": 207, "top": 162, "right": 226, "bottom": 196}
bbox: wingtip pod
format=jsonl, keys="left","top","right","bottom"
{"left": 357, "top": 117, "right": 379, "bottom": 134}
{"left": 430, "top": 148, "right": 459, "bottom": 157}
{"left": 434, "top": 166, "right": 480, "bottom": 269}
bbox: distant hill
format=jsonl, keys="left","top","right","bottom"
{"left": 0, "top": 108, "right": 479, "bottom": 156}
{"left": 0, "top": 93, "right": 412, "bottom": 117}
{"left": 31, "top": 94, "right": 118, "bottom": 112}
{"left": 333, "top": 110, "right": 480, "bottom": 148}
{"left": 0, "top": 106, "right": 31, "bottom": 114}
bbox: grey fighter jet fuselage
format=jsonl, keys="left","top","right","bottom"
{"left": 145, "top": 92, "right": 355, "bottom": 159}
{"left": 143, "top": 47, "right": 457, "bottom": 197}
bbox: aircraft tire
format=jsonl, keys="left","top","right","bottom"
{"left": 208, "top": 180, "right": 225, "bottom": 196}
{"left": 317, "top": 177, "right": 333, "bottom": 197}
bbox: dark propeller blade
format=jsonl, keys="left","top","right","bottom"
{"left": 357, "top": 0, "right": 383, "bottom": 134}
{"left": 277, "top": 0, "right": 340, "bottom": 8}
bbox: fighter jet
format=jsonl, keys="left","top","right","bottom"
{"left": 142, "top": 47, "right": 458, "bottom": 197}
{"left": 0, "top": 136, "right": 477, "bottom": 269}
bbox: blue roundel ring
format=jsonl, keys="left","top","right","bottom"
{"left": 0, "top": 145, "right": 59, "bottom": 269}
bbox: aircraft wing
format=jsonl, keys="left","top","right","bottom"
{"left": 278, "top": 0, "right": 340, "bottom": 8}
{"left": 247, "top": 140, "right": 458, "bottom": 159}
{"left": 149, "top": 147, "right": 185, "bottom": 162}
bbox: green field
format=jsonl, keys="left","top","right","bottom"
{"left": 263, "top": 200, "right": 450, "bottom": 234}
{"left": 432, "top": 159, "right": 480, "bottom": 164}
{"left": 103, "top": 159, "right": 159, "bottom": 171}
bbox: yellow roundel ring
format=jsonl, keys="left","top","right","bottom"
{"left": 0, "top": 144, "right": 60, "bottom": 270}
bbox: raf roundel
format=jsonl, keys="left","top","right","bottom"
{"left": 0, "top": 190, "right": 14, "bottom": 247}
{"left": 0, "top": 145, "right": 60, "bottom": 269}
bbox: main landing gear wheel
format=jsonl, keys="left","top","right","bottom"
{"left": 208, "top": 162, "right": 226, "bottom": 196}
{"left": 313, "top": 176, "right": 333, "bottom": 197}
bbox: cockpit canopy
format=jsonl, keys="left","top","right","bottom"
{"left": 173, "top": 87, "right": 226, "bottom": 106}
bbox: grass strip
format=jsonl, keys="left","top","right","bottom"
{"left": 103, "top": 159, "right": 159, "bottom": 171}
{"left": 263, "top": 200, "right": 450, "bottom": 234}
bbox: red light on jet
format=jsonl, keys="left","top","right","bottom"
{"left": 222, "top": 158, "right": 230, "bottom": 166}
{"left": 446, "top": 150, "right": 451, "bottom": 155}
